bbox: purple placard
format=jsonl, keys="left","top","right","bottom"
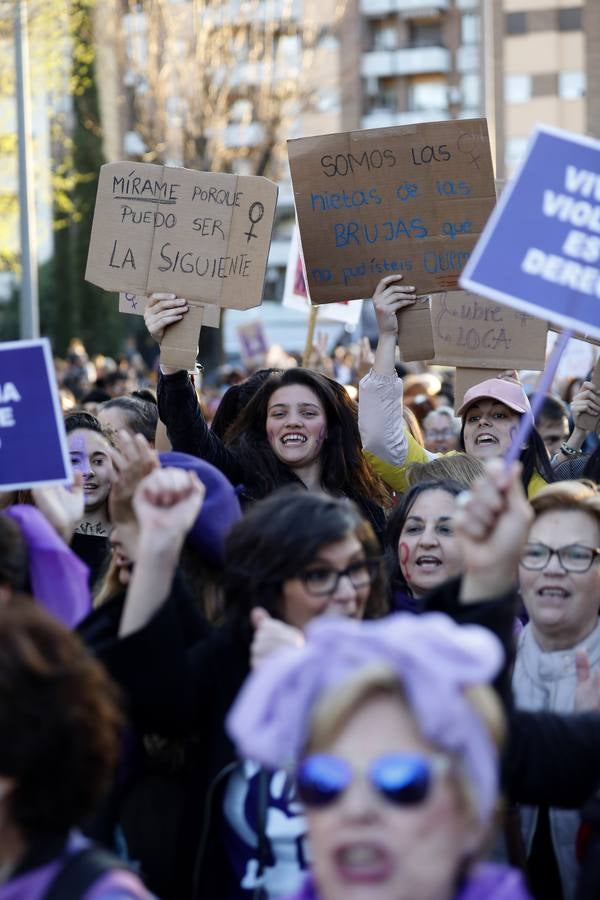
{"left": 0, "top": 338, "right": 72, "bottom": 490}
{"left": 460, "top": 125, "right": 600, "bottom": 339}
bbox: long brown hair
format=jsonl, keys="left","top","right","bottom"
{"left": 224, "top": 368, "right": 390, "bottom": 507}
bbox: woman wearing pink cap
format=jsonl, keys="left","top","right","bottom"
{"left": 358, "top": 276, "right": 554, "bottom": 497}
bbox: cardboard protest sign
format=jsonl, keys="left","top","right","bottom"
{"left": 118, "top": 292, "right": 221, "bottom": 327}
{"left": 0, "top": 339, "right": 72, "bottom": 491}
{"left": 460, "top": 125, "right": 600, "bottom": 341}
{"left": 282, "top": 228, "right": 363, "bottom": 325}
{"left": 159, "top": 305, "right": 207, "bottom": 371}
{"left": 86, "top": 162, "right": 278, "bottom": 309}
{"left": 288, "top": 118, "right": 495, "bottom": 303}
{"left": 454, "top": 367, "right": 508, "bottom": 405}
{"left": 430, "top": 291, "right": 547, "bottom": 369}
{"left": 397, "top": 297, "right": 435, "bottom": 362}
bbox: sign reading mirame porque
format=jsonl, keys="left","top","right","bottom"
{"left": 85, "top": 162, "right": 278, "bottom": 310}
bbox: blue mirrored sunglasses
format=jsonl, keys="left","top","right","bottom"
{"left": 296, "top": 752, "right": 450, "bottom": 808}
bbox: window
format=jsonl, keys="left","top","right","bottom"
{"left": 365, "top": 89, "right": 397, "bottom": 112}
{"left": 461, "top": 73, "right": 480, "bottom": 109}
{"left": 505, "top": 137, "right": 528, "bottom": 172}
{"left": 506, "top": 12, "right": 527, "bottom": 35}
{"left": 558, "top": 7, "right": 582, "bottom": 31}
{"left": 504, "top": 73, "right": 532, "bottom": 103}
{"left": 409, "top": 21, "right": 443, "bottom": 48}
{"left": 410, "top": 79, "right": 448, "bottom": 112}
{"left": 559, "top": 71, "right": 586, "bottom": 99}
{"left": 373, "top": 24, "right": 397, "bottom": 50}
{"left": 461, "top": 13, "right": 479, "bottom": 45}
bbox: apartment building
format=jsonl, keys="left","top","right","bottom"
{"left": 489, "top": 0, "right": 591, "bottom": 178}
{"left": 348, "top": 0, "right": 481, "bottom": 131}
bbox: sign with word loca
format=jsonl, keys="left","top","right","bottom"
{"left": 430, "top": 291, "right": 548, "bottom": 369}
{"left": 460, "top": 125, "right": 600, "bottom": 340}
{"left": 288, "top": 118, "right": 495, "bottom": 302}
{"left": 85, "top": 163, "right": 278, "bottom": 310}
{"left": 0, "top": 339, "right": 72, "bottom": 491}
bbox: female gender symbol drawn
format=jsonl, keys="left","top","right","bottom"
{"left": 245, "top": 201, "right": 265, "bottom": 243}
{"left": 457, "top": 132, "right": 481, "bottom": 170}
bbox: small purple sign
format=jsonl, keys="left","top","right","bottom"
{"left": 0, "top": 338, "right": 72, "bottom": 490}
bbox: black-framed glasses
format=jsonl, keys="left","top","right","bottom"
{"left": 299, "top": 559, "right": 382, "bottom": 596}
{"left": 520, "top": 543, "right": 600, "bottom": 573}
{"left": 296, "top": 752, "right": 450, "bottom": 808}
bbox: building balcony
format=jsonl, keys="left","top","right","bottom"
{"left": 360, "top": 0, "right": 448, "bottom": 16}
{"left": 361, "top": 45, "right": 450, "bottom": 78}
{"left": 361, "top": 108, "right": 450, "bottom": 129}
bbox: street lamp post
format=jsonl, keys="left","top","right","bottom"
{"left": 14, "top": 0, "right": 40, "bottom": 339}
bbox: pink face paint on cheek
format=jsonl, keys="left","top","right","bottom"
{"left": 315, "top": 425, "right": 327, "bottom": 451}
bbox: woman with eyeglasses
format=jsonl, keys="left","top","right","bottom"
{"left": 98, "top": 485, "right": 387, "bottom": 899}
{"left": 227, "top": 612, "right": 532, "bottom": 900}
{"left": 512, "top": 480, "right": 600, "bottom": 900}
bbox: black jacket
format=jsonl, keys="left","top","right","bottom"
{"left": 157, "top": 369, "right": 387, "bottom": 545}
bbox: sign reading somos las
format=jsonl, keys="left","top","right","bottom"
{"left": 85, "top": 163, "right": 278, "bottom": 310}
{"left": 460, "top": 125, "right": 600, "bottom": 341}
{"left": 288, "top": 118, "right": 495, "bottom": 303}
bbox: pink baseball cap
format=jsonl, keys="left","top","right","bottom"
{"left": 456, "top": 378, "right": 533, "bottom": 421}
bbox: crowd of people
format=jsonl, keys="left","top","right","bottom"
{"left": 3, "top": 279, "right": 600, "bottom": 899}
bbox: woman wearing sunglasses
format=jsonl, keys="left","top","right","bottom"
{"left": 513, "top": 480, "right": 600, "bottom": 900}
{"left": 228, "top": 612, "right": 532, "bottom": 900}
{"left": 99, "top": 484, "right": 387, "bottom": 899}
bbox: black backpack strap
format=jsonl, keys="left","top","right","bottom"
{"left": 44, "top": 845, "right": 130, "bottom": 900}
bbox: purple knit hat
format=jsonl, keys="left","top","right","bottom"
{"left": 159, "top": 452, "right": 242, "bottom": 566}
{"left": 227, "top": 613, "right": 504, "bottom": 824}
{"left": 4, "top": 505, "right": 91, "bottom": 628}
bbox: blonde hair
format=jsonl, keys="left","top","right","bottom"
{"left": 305, "top": 665, "right": 505, "bottom": 814}
{"left": 402, "top": 406, "right": 424, "bottom": 445}
{"left": 406, "top": 454, "right": 486, "bottom": 489}
{"left": 531, "top": 480, "right": 600, "bottom": 531}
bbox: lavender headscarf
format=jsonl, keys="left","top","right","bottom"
{"left": 5, "top": 505, "right": 91, "bottom": 628}
{"left": 227, "top": 613, "right": 504, "bottom": 824}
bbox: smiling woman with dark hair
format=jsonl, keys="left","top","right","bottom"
{"left": 144, "top": 294, "right": 389, "bottom": 545}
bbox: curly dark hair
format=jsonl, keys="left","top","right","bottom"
{"left": 210, "top": 368, "right": 282, "bottom": 440}
{"left": 223, "top": 486, "right": 388, "bottom": 638}
{"left": 224, "top": 368, "right": 390, "bottom": 507}
{"left": 0, "top": 604, "right": 123, "bottom": 838}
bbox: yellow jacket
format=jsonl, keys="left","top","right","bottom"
{"left": 365, "top": 434, "right": 547, "bottom": 498}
